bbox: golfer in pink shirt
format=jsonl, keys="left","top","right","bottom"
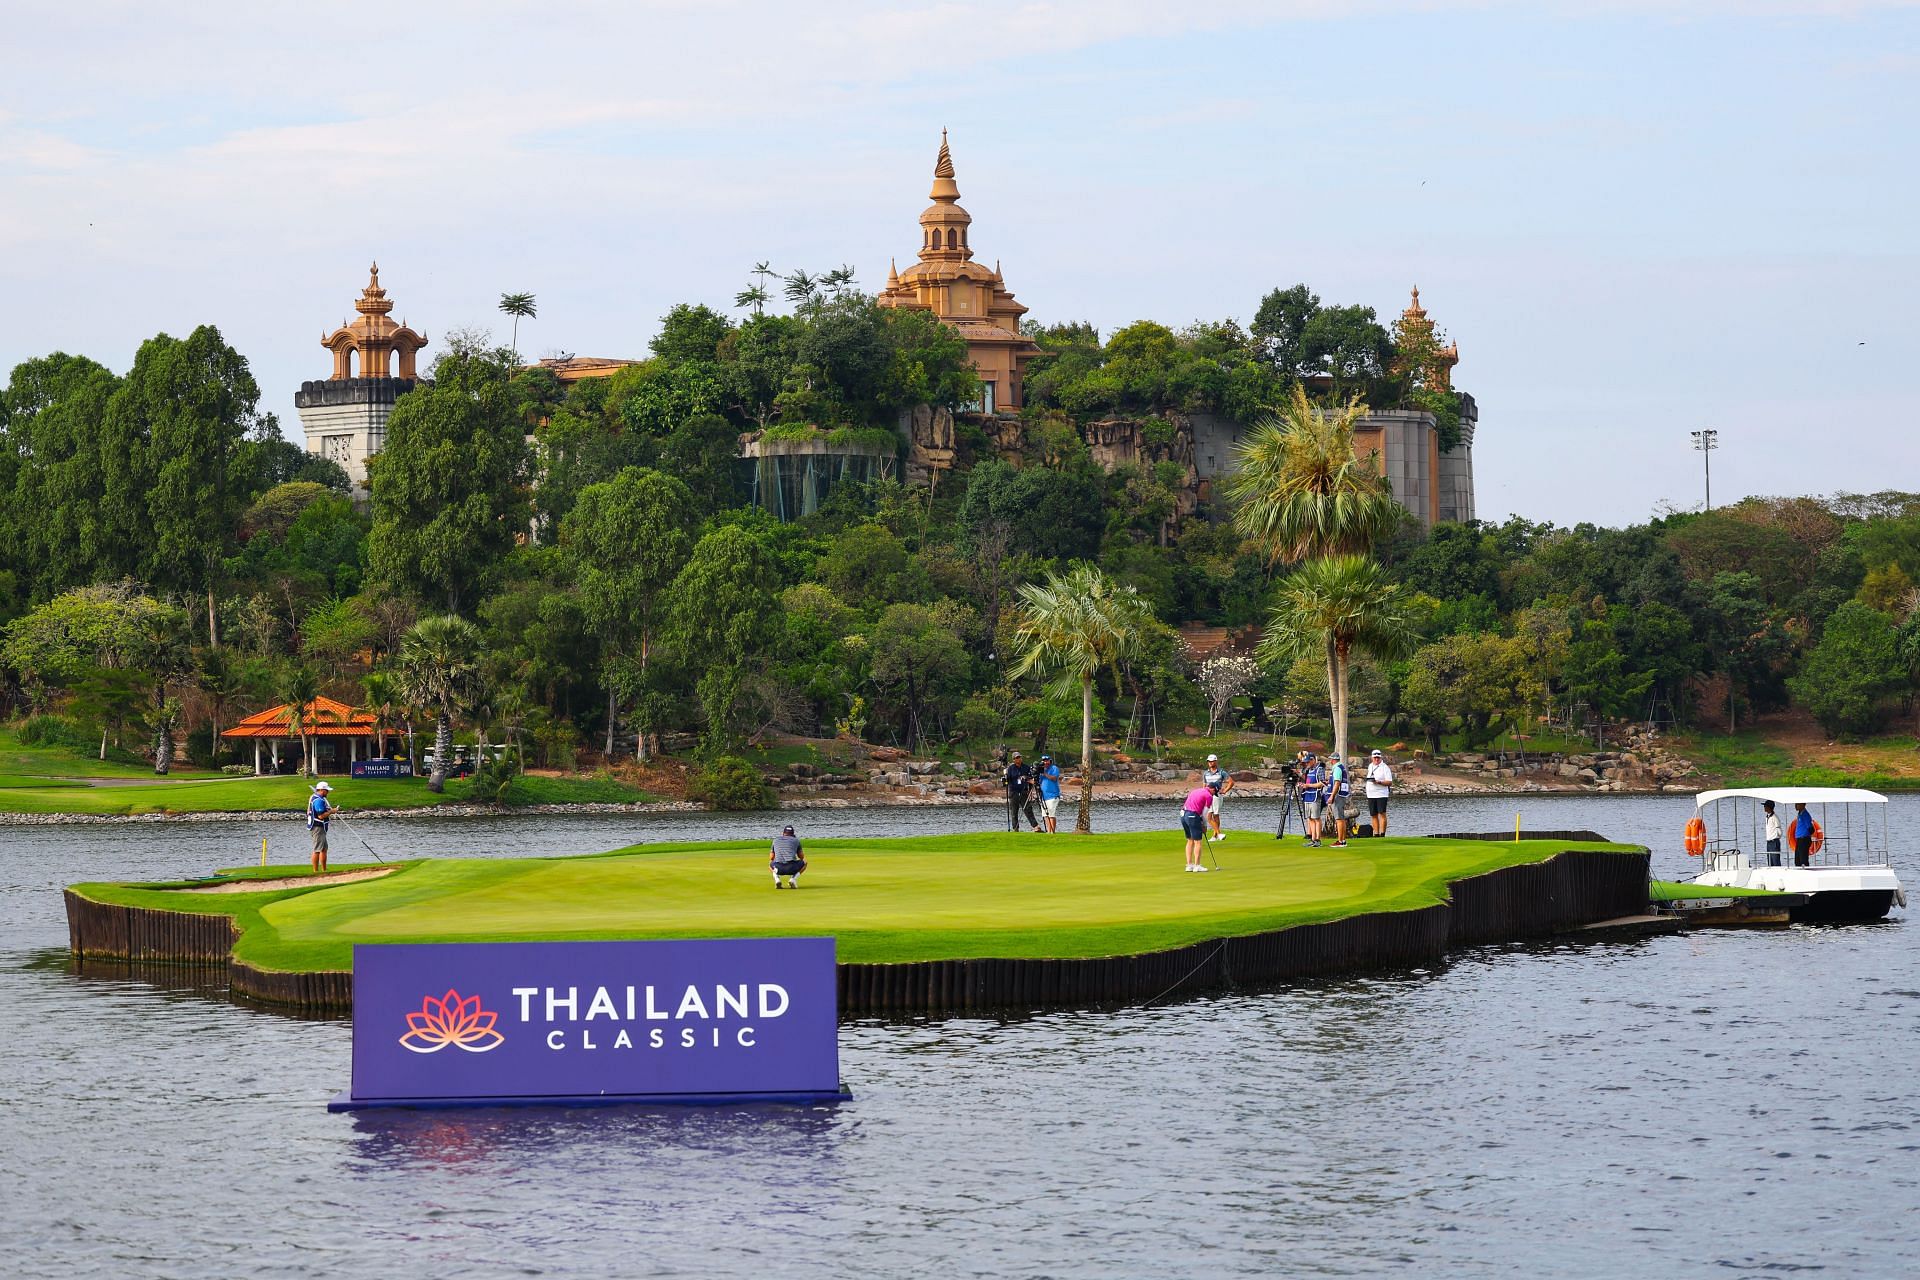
{"left": 1181, "top": 784, "right": 1215, "bottom": 872}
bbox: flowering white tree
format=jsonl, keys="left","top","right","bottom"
{"left": 1195, "top": 651, "right": 1260, "bottom": 737}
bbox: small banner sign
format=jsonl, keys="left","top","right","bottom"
{"left": 349, "top": 758, "right": 408, "bottom": 779}
{"left": 330, "top": 938, "right": 846, "bottom": 1110}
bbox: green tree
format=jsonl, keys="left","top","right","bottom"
{"left": 667, "top": 526, "right": 783, "bottom": 755}
{"left": 1252, "top": 283, "right": 1320, "bottom": 380}
{"left": 1402, "top": 631, "right": 1544, "bottom": 754}
{"left": 121, "top": 325, "right": 261, "bottom": 646}
{"left": 1, "top": 353, "right": 123, "bottom": 598}
{"left": 396, "top": 614, "right": 485, "bottom": 792}
{"left": 1009, "top": 564, "right": 1155, "bottom": 832}
{"left": 1561, "top": 617, "right": 1653, "bottom": 747}
{"left": 866, "top": 602, "right": 970, "bottom": 750}
{"left": 562, "top": 467, "right": 697, "bottom": 759}
{"left": 1255, "top": 556, "right": 1419, "bottom": 764}
{"left": 1788, "top": 601, "right": 1904, "bottom": 738}
{"left": 367, "top": 349, "right": 531, "bottom": 611}
{"left": 649, "top": 303, "right": 733, "bottom": 364}
{"left": 1226, "top": 382, "right": 1398, "bottom": 564}
{"left": 498, "top": 292, "right": 537, "bottom": 357}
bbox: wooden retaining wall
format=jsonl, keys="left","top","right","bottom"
{"left": 65, "top": 844, "right": 1649, "bottom": 1017}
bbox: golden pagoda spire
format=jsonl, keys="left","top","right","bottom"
{"left": 929, "top": 128, "right": 959, "bottom": 203}
{"left": 357, "top": 262, "right": 393, "bottom": 316}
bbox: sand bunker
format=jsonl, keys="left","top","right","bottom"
{"left": 172, "top": 866, "right": 395, "bottom": 894}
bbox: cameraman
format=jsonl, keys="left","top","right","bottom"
{"left": 1003, "top": 750, "right": 1041, "bottom": 833}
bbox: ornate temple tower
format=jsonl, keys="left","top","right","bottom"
{"left": 877, "top": 130, "right": 1040, "bottom": 413}
{"left": 295, "top": 264, "right": 428, "bottom": 493}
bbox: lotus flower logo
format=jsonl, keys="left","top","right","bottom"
{"left": 399, "top": 989, "right": 505, "bottom": 1054}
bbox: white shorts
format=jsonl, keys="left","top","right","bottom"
{"left": 1206, "top": 793, "right": 1222, "bottom": 816}
{"left": 1041, "top": 797, "right": 1060, "bottom": 818}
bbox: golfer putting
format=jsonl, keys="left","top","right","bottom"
{"left": 1180, "top": 783, "right": 1214, "bottom": 872}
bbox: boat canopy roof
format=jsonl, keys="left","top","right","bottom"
{"left": 1695, "top": 786, "right": 1887, "bottom": 808}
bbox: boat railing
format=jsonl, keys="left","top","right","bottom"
{"left": 1700, "top": 799, "right": 1891, "bottom": 870}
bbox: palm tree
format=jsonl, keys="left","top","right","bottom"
{"left": 821, "top": 264, "right": 857, "bottom": 295}
{"left": 151, "top": 698, "right": 182, "bottom": 776}
{"left": 1255, "top": 556, "right": 1419, "bottom": 765}
{"left": 498, "top": 292, "right": 537, "bottom": 358}
{"left": 196, "top": 646, "right": 238, "bottom": 766}
{"left": 395, "top": 615, "right": 483, "bottom": 794}
{"left": 734, "top": 284, "right": 769, "bottom": 316}
{"left": 274, "top": 663, "right": 321, "bottom": 776}
{"left": 1010, "top": 565, "right": 1155, "bottom": 833}
{"left": 359, "top": 670, "right": 400, "bottom": 758}
{"left": 1225, "top": 382, "right": 1399, "bottom": 564}
{"left": 783, "top": 270, "right": 819, "bottom": 306}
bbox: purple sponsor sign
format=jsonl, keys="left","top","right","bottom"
{"left": 336, "top": 937, "right": 842, "bottom": 1109}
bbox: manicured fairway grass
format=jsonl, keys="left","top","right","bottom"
{"left": 73, "top": 831, "right": 1640, "bottom": 972}
{"left": 0, "top": 771, "right": 659, "bottom": 815}
{"left": 0, "top": 729, "right": 226, "bottom": 782}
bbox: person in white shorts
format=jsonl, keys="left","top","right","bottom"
{"left": 1201, "top": 753, "right": 1232, "bottom": 843}
{"left": 1365, "top": 749, "right": 1394, "bottom": 837}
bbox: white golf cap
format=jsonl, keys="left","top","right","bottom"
{"left": 313, "top": 781, "right": 332, "bottom": 792}
{"left": 1206, "top": 754, "right": 1218, "bottom": 762}
{"left": 1370, "top": 749, "right": 1383, "bottom": 757}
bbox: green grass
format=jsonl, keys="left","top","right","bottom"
{"left": 1668, "top": 729, "right": 1918, "bottom": 792}
{"left": 0, "top": 773, "right": 85, "bottom": 789}
{"left": 1648, "top": 879, "right": 1787, "bottom": 902}
{"left": 0, "top": 728, "right": 226, "bottom": 781}
{"left": 0, "top": 771, "right": 661, "bottom": 815}
{"left": 70, "top": 832, "right": 1641, "bottom": 973}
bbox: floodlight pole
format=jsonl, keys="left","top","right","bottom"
{"left": 1690, "top": 429, "right": 1719, "bottom": 511}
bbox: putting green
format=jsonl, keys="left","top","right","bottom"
{"left": 73, "top": 830, "right": 1639, "bottom": 973}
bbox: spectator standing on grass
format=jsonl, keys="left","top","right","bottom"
{"left": 1181, "top": 783, "right": 1215, "bottom": 872}
{"left": 1365, "top": 749, "right": 1394, "bottom": 838}
{"left": 1327, "top": 755, "right": 1351, "bottom": 846}
{"left": 1299, "top": 753, "right": 1325, "bottom": 847}
{"left": 1036, "top": 754, "right": 1063, "bottom": 833}
{"left": 1202, "top": 753, "right": 1233, "bottom": 843}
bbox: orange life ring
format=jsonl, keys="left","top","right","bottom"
{"left": 1809, "top": 821, "right": 1824, "bottom": 855}
{"left": 1683, "top": 816, "right": 1707, "bottom": 856}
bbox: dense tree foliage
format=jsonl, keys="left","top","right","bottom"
{"left": 5, "top": 293, "right": 1919, "bottom": 784}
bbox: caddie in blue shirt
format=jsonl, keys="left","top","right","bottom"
{"left": 307, "top": 781, "right": 336, "bottom": 874}
{"left": 1299, "top": 753, "right": 1325, "bottom": 848}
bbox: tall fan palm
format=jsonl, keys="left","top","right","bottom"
{"left": 1255, "top": 556, "right": 1419, "bottom": 765}
{"left": 359, "top": 670, "right": 400, "bottom": 759}
{"left": 395, "top": 615, "right": 484, "bottom": 794}
{"left": 1010, "top": 565, "right": 1155, "bottom": 833}
{"left": 783, "top": 270, "right": 819, "bottom": 305}
{"left": 273, "top": 663, "right": 321, "bottom": 776}
{"left": 498, "top": 292, "right": 538, "bottom": 358}
{"left": 1225, "top": 382, "right": 1399, "bottom": 564}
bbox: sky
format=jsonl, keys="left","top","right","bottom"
{"left": 2, "top": 1, "right": 1915, "bottom": 526}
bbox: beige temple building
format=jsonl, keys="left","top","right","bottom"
{"left": 295, "top": 264, "right": 428, "bottom": 492}
{"left": 877, "top": 131, "right": 1040, "bottom": 413}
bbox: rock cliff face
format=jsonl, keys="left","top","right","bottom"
{"left": 900, "top": 404, "right": 957, "bottom": 486}
{"left": 1081, "top": 414, "right": 1204, "bottom": 522}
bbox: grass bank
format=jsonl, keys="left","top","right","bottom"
{"left": 0, "top": 771, "right": 661, "bottom": 816}
{"left": 71, "top": 831, "right": 1639, "bottom": 972}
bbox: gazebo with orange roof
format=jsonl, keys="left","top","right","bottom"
{"left": 222, "top": 696, "right": 380, "bottom": 776}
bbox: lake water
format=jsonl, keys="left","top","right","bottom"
{"left": 2, "top": 795, "right": 1915, "bottom": 1277}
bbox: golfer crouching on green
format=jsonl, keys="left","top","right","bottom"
{"left": 771, "top": 824, "right": 807, "bottom": 889}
